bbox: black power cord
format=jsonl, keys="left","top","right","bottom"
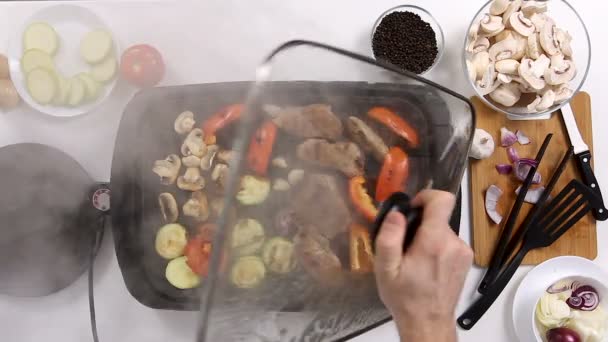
{"left": 89, "top": 215, "right": 106, "bottom": 342}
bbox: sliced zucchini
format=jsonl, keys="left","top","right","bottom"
{"left": 67, "top": 77, "right": 86, "bottom": 107}
{"left": 262, "top": 237, "right": 296, "bottom": 274}
{"left": 53, "top": 75, "right": 70, "bottom": 106}
{"left": 21, "top": 49, "right": 55, "bottom": 74}
{"left": 77, "top": 72, "right": 101, "bottom": 102}
{"left": 155, "top": 223, "right": 188, "bottom": 260}
{"left": 165, "top": 256, "right": 200, "bottom": 289}
{"left": 23, "top": 22, "right": 59, "bottom": 56}
{"left": 231, "top": 256, "right": 266, "bottom": 289}
{"left": 231, "top": 218, "right": 265, "bottom": 256}
{"left": 26, "top": 67, "right": 57, "bottom": 105}
{"left": 80, "top": 29, "right": 113, "bottom": 64}
{"left": 236, "top": 175, "right": 270, "bottom": 206}
{"left": 90, "top": 56, "right": 117, "bottom": 83}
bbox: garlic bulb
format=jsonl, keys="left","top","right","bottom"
{"left": 470, "top": 128, "right": 495, "bottom": 159}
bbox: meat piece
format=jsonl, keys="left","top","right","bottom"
{"left": 290, "top": 173, "right": 351, "bottom": 239}
{"left": 345, "top": 116, "right": 389, "bottom": 162}
{"left": 272, "top": 104, "right": 343, "bottom": 140}
{"left": 296, "top": 139, "right": 365, "bottom": 177}
{"left": 294, "top": 228, "right": 344, "bottom": 287}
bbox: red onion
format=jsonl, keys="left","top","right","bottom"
{"left": 516, "top": 130, "right": 531, "bottom": 145}
{"left": 495, "top": 164, "right": 513, "bottom": 175}
{"left": 566, "top": 296, "right": 584, "bottom": 309}
{"left": 547, "top": 282, "right": 571, "bottom": 294}
{"left": 567, "top": 285, "right": 600, "bottom": 311}
{"left": 501, "top": 127, "right": 518, "bottom": 147}
{"left": 518, "top": 158, "right": 539, "bottom": 167}
{"left": 546, "top": 328, "right": 581, "bottom": 342}
{"left": 515, "top": 186, "right": 545, "bottom": 204}
{"left": 514, "top": 161, "right": 542, "bottom": 184}
{"left": 485, "top": 185, "right": 504, "bottom": 225}
{"left": 507, "top": 147, "right": 520, "bottom": 163}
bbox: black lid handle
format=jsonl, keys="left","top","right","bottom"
{"left": 371, "top": 192, "right": 423, "bottom": 253}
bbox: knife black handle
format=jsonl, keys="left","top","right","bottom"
{"left": 575, "top": 151, "right": 608, "bottom": 221}
{"left": 371, "top": 192, "right": 423, "bottom": 253}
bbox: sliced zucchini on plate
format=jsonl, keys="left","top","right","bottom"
{"left": 165, "top": 256, "right": 200, "bottom": 289}
{"left": 67, "top": 77, "right": 86, "bottom": 107}
{"left": 262, "top": 237, "right": 296, "bottom": 274}
{"left": 77, "top": 72, "right": 101, "bottom": 102}
{"left": 231, "top": 218, "right": 265, "bottom": 256}
{"left": 53, "top": 75, "right": 71, "bottom": 106}
{"left": 23, "top": 22, "right": 59, "bottom": 56}
{"left": 80, "top": 29, "right": 113, "bottom": 64}
{"left": 90, "top": 56, "right": 117, "bottom": 83}
{"left": 26, "top": 67, "right": 58, "bottom": 105}
{"left": 155, "top": 223, "right": 188, "bottom": 260}
{"left": 21, "top": 49, "right": 55, "bottom": 74}
{"left": 231, "top": 256, "right": 266, "bottom": 289}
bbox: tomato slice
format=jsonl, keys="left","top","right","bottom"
{"left": 184, "top": 237, "right": 212, "bottom": 276}
{"left": 247, "top": 121, "right": 277, "bottom": 175}
{"left": 349, "top": 176, "right": 378, "bottom": 222}
{"left": 368, "top": 106, "right": 419, "bottom": 148}
{"left": 376, "top": 147, "right": 410, "bottom": 202}
{"left": 120, "top": 44, "right": 165, "bottom": 88}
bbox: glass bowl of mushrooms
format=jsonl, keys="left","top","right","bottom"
{"left": 463, "top": 0, "right": 590, "bottom": 118}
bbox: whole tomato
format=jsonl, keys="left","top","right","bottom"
{"left": 120, "top": 44, "right": 165, "bottom": 87}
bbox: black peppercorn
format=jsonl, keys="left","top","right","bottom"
{"left": 372, "top": 11, "right": 439, "bottom": 74}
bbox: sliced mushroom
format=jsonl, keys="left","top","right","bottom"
{"left": 467, "top": 60, "right": 477, "bottom": 82}
{"left": 476, "top": 64, "right": 500, "bottom": 95}
{"left": 210, "top": 197, "right": 225, "bottom": 218}
{"left": 513, "top": 76, "right": 536, "bottom": 93}
{"left": 153, "top": 154, "right": 182, "bottom": 185}
{"left": 555, "top": 28, "right": 572, "bottom": 57}
{"left": 545, "top": 59, "right": 576, "bottom": 85}
{"left": 502, "top": 0, "right": 522, "bottom": 25}
{"left": 158, "top": 193, "right": 179, "bottom": 223}
{"left": 467, "top": 37, "right": 491, "bottom": 53}
{"left": 519, "top": 57, "right": 548, "bottom": 90}
{"left": 511, "top": 32, "right": 528, "bottom": 60}
{"left": 211, "top": 163, "right": 229, "bottom": 190}
{"left": 488, "top": 38, "right": 519, "bottom": 61}
{"left": 535, "top": 89, "right": 556, "bottom": 112}
{"left": 521, "top": 1, "right": 547, "bottom": 17}
{"left": 490, "top": 82, "right": 522, "bottom": 107}
{"left": 183, "top": 191, "right": 210, "bottom": 222}
{"left": 472, "top": 51, "right": 491, "bottom": 80}
{"left": 554, "top": 84, "right": 574, "bottom": 103}
{"left": 480, "top": 14, "right": 505, "bottom": 37}
{"left": 539, "top": 20, "right": 560, "bottom": 56}
{"left": 273, "top": 179, "right": 291, "bottom": 192}
{"left": 288, "top": 169, "right": 305, "bottom": 186}
{"left": 497, "top": 73, "right": 514, "bottom": 83}
{"left": 527, "top": 33, "right": 543, "bottom": 59}
{"left": 174, "top": 111, "right": 196, "bottom": 135}
{"left": 530, "top": 13, "right": 549, "bottom": 33}
{"left": 495, "top": 59, "right": 520, "bottom": 74}
{"left": 217, "top": 149, "right": 234, "bottom": 165}
{"left": 550, "top": 54, "right": 565, "bottom": 70}
{"left": 272, "top": 157, "right": 288, "bottom": 169}
{"left": 182, "top": 155, "right": 201, "bottom": 168}
{"left": 181, "top": 129, "right": 206, "bottom": 157}
{"left": 200, "top": 144, "right": 219, "bottom": 171}
{"left": 468, "top": 19, "right": 481, "bottom": 43}
{"left": 526, "top": 96, "right": 543, "bottom": 112}
{"left": 177, "top": 167, "right": 205, "bottom": 191}
{"left": 490, "top": 0, "right": 510, "bottom": 15}
{"left": 509, "top": 12, "right": 535, "bottom": 37}
{"left": 495, "top": 29, "right": 514, "bottom": 42}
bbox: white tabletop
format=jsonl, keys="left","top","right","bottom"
{"left": 0, "top": 1, "right": 607, "bottom": 341}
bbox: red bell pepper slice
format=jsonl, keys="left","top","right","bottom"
{"left": 184, "top": 236, "right": 213, "bottom": 276}
{"left": 350, "top": 223, "right": 374, "bottom": 273}
{"left": 247, "top": 121, "right": 278, "bottom": 175}
{"left": 368, "top": 106, "right": 420, "bottom": 148}
{"left": 376, "top": 147, "right": 409, "bottom": 202}
{"left": 349, "top": 176, "right": 378, "bottom": 222}
{"left": 202, "top": 104, "right": 244, "bottom": 144}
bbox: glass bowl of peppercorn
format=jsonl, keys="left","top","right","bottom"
{"left": 371, "top": 5, "right": 445, "bottom": 75}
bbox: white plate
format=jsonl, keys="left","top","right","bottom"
{"left": 8, "top": 4, "right": 119, "bottom": 117}
{"left": 512, "top": 256, "right": 608, "bottom": 342}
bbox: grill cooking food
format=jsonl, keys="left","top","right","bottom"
{"left": 151, "top": 104, "right": 420, "bottom": 290}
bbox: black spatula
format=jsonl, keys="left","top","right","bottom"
{"left": 457, "top": 179, "right": 603, "bottom": 330}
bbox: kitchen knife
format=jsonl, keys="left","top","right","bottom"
{"left": 561, "top": 103, "right": 608, "bottom": 221}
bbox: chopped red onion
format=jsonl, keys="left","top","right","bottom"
{"left": 518, "top": 158, "right": 539, "bottom": 167}
{"left": 485, "top": 185, "right": 504, "bottom": 225}
{"left": 501, "top": 127, "right": 518, "bottom": 147}
{"left": 496, "top": 164, "right": 513, "bottom": 174}
{"left": 507, "top": 147, "right": 520, "bottom": 163}
{"left": 568, "top": 285, "right": 600, "bottom": 311}
{"left": 516, "top": 130, "right": 531, "bottom": 145}
{"left": 515, "top": 186, "right": 545, "bottom": 204}
{"left": 514, "top": 161, "right": 542, "bottom": 184}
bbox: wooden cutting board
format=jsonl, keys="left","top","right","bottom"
{"left": 470, "top": 92, "right": 597, "bottom": 267}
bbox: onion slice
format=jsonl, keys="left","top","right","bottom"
{"left": 514, "top": 161, "right": 542, "bottom": 184}
{"left": 567, "top": 285, "right": 600, "bottom": 311}
{"left": 515, "top": 186, "right": 546, "bottom": 204}
{"left": 485, "top": 185, "right": 504, "bottom": 225}
{"left": 501, "top": 127, "right": 518, "bottom": 147}
{"left": 507, "top": 147, "right": 520, "bottom": 163}
{"left": 516, "top": 130, "right": 531, "bottom": 145}
{"left": 496, "top": 164, "right": 513, "bottom": 175}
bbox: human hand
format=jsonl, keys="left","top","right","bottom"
{"left": 374, "top": 190, "right": 473, "bottom": 342}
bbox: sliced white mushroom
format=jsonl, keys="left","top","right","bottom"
{"left": 288, "top": 169, "right": 305, "bottom": 186}
{"left": 273, "top": 179, "right": 291, "bottom": 192}
{"left": 554, "top": 84, "right": 574, "bottom": 104}
{"left": 514, "top": 77, "right": 536, "bottom": 93}
{"left": 539, "top": 20, "right": 560, "bottom": 56}
{"left": 545, "top": 59, "right": 576, "bottom": 85}
{"left": 480, "top": 14, "right": 506, "bottom": 37}
{"left": 509, "top": 12, "right": 535, "bottom": 37}
{"left": 535, "top": 89, "right": 556, "bottom": 111}
{"left": 555, "top": 28, "right": 573, "bottom": 57}
{"left": 467, "top": 60, "right": 477, "bottom": 82}
{"left": 512, "top": 32, "right": 528, "bottom": 60}
{"left": 527, "top": 33, "right": 543, "bottom": 59}
{"left": 497, "top": 73, "right": 513, "bottom": 83}
{"left": 495, "top": 29, "right": 514, "bottom": 43}
{"left": 521, "top": 1, "right": 547, "bottom": 17}
{"left": 217, "top": 149, "right": 234, "bottom": 165}
{"left": 490, "top": 0, "right": 510, "bottom": 15}
{"left": 490, "top": 82, "right": 522, "bottom": 107}
{"left": 472, "top": 51, "right": 491, "bottom": 80}
{"left": 182, "top": 191, "right": 210, "bottom": 222}
{"left": 533, "top": 54, "right": 551, "bottom": 77}
{"left": 181, "top": 129, "right": 206, "bottom": 157}
{"left": 488, "top": 38, "right": 519, "bottom": 61}
{"left": 158, "top": 193, "right": 179, "bottom": 223}
{"left": 476, "top": 64, "right": 500, "bottom": 95}
{"left": 550, "top": 54, "right": 565, "bottom": 70}
{"left": 211, "top": 163, "right": 229, "bottom": 190}
{"left": 182, "top": 155, "right": 201, "bottom": 168}
{"left": 502, "top": 0, "right": 522, "bottom": 25}
{"left": 200, "top": 144, "right": 219, "bottom": 171}
{"left": 272, "top": 157, "right": 288, "bottom": 169}
{"left": 527, "top": 96, "right": 543, "bottom": 112}
{"left": 467, "top": 37, "right": 491, "bottom": 53}
{"left": 177, "top": 167, "right": 205, "bottom": 191}
{"left": 153, "top": 154, "right": 182, "bottom": 185}
{"left": 495, "top": 59, "right": 520, "bottom": 74}
{"left": 468, "top": 19, "right": 481, "bottom": 43}
{"left": 174, "top": 111, "right": 196, "bottom": 135}
{"left": 519, "top": 57, "right": 547, "bottom": 90}
{"left": 530, "top": 13, "right": 549, "bottom": 33}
